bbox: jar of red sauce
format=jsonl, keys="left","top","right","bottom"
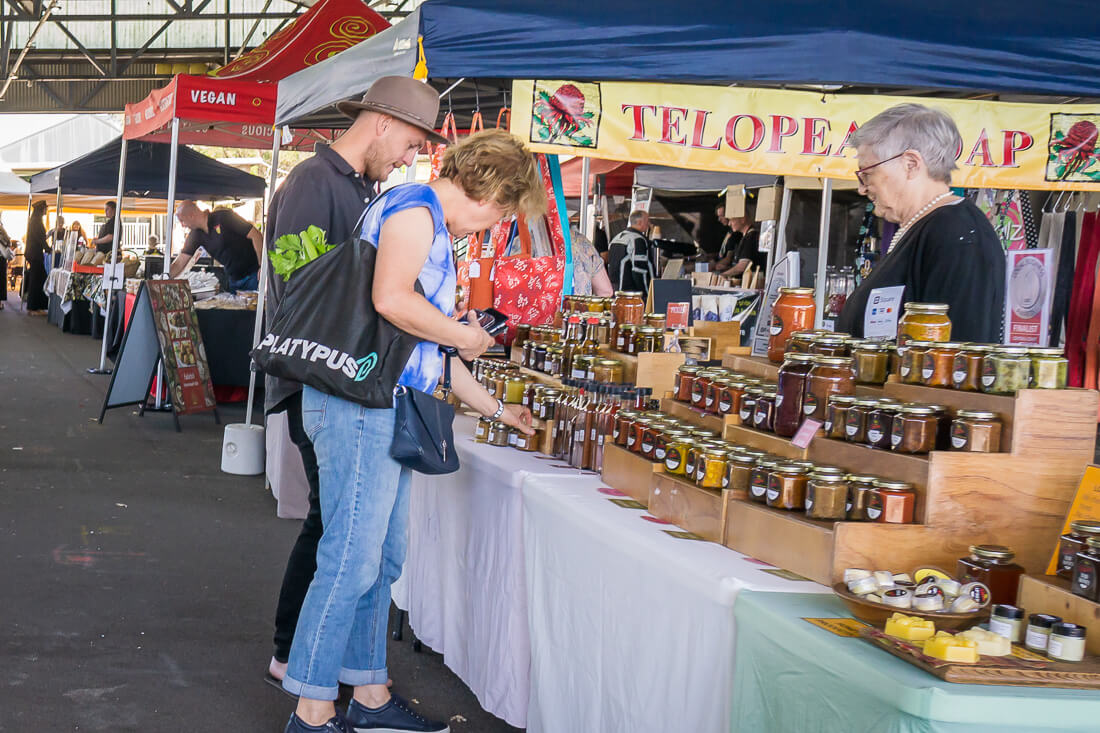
{"left": 775, "top": 353, "right": 816, "bottom": 437}
{"left": 767, "top": 287, "right": 817, "bottom": 363}
{"left": 675, "top": 365, "right": 702, "bottom": 402}
{"left": 867, "top": 480, "right": 916, "bottom": 524}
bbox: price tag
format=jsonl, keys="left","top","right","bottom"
{"left": 790, "top": 418, "right": 822, "bottom": 449}
{"left": 468, "top": 260, "right": 481, "bottom": 279}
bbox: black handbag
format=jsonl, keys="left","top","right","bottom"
{"left": 391, "top": 350, "right": 459, "bottom": 475}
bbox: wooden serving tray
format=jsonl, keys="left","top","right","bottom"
{"left": 861, "top": 626, "right": 1100, "bottom": 689}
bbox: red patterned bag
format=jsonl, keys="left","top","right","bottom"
{"left": 492, "top": 212, "right": 565, "bottom": 344}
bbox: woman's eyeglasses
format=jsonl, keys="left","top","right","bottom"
{"left": 855, "top": 151, "right": 906, "bottom": 185}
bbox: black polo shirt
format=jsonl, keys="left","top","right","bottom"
{"left": 264, "top": 142, "right": 376, "bottom": 412}
{"left": 181, "top": 209, "right": 259, "bottom": 281}
{"left": 95, "top": 216, "right": 116, "bottom": 254}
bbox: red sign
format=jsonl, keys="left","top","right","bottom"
{"left": 666, "top": 301, "right": 691, "bottom": 330}
{"left": 144, "top": 281, "right": 217, "bottom": 416}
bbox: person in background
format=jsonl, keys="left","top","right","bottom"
{"left": 836, "top": 103, "right": 1004, "bottom": 342}
{"left": 169, "top": 201, "right": 263, "bottom": 292}
{"left": 591, "top": 215, "right": 610, "bottom": 265}
{"left": 569, "top": 224, "right": 614, "bottom": 297}
{"left": 47, "top": 215, "right": 66, "bottom": 249}
{"left": 70, "top": 221, "right": 88, "bottom": 249}
{"left": 89, "top": 201, "right": 116, "bottom": 255}
{"left": 608, "top": 209, "right": 656, "bottom": 294}
{"left": 23, "top": 200, "right": 49, "bottom": 313}
{"left": 144, "top": 235, "right": 161, "bottom": 255}
{"left": 0, "top": 214, "right": 10, "bottom": 309}
{"left": 720, "top": 206, "right": 763, "bottom": 279}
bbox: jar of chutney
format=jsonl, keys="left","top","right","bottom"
{"left": 846, "top": 474, "right": 878, "bottom": 520}
{"left": 823, "top": 395, "right": 857, "bottom": 440}
{"left": 852, "top": 341, "right": 890, "bottom": 385}
{"left": 767, "top": 287, "right": 816, "bottom": 363}
{"left": 753, "top": 389, "right": 778, "bottom": 433}
{"left": 867, "top": 480, "right": 916, "bottom": 524}
{"left": 844, "top": 399, "right": 879, "bottom": 443}
{"left": 921, "top": 342, "right": 961, "bottom": 388}
{"left": 675, "top": 365, "right": 703, "bottom": 402}
{"left": 805, "top": 468, "right": 849, "bottom": 520}
{"left": 740, "top": 386, "right": 763, "bottom": 426}
{"left": 1072, "top": 536, "right": 1100, "bottom": 601}
{"left": 766, "top": 462, "right": 811, "bottom": 510}
{"left": 1029, "top": 347, "right": 1068, "bottom": 389}
{"left": 804, "top": 356, "right": 855, "bottom": 422}
{"left": 775, "top": 353, "right": 816, "bottom": 437}
{"left": 749, "top": 458, "right": 781, "bottom": 503}
{"left": 952, "top": 344, "right": 992, "bottom": 392}
{"left": 898, "top": 302, "right": 951, "bottom": 345}
{"left": 898, "top": 341, "right": 931, "bottom": 384}
{"left": 950, "top": 410, "right": 1003, "bottom": 452}
{"left": 891, "top": 405, "right": 940, "bottom": 454}
{"left": 866, "top": 400, "right": 903, "bottom": 450}
{"left": 982, "top": 347, "right": 1032, "bottom": 395}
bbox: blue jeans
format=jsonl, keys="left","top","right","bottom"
{"left": 283, "top": 387, "right": 411, "bottom": 700}
{"left": 227, "top": 271, "right": 259, "bottom": 293}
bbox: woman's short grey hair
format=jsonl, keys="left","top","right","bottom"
{"left": 850, "top": 104, "right": 962, "bottom": 184}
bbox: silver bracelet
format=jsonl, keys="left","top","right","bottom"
{"left": 490, "top": 399, "right": 505, "bottom": 420}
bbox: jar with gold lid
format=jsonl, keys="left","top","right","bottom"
{"left": 699, "top": 449, "right": 730, "bottom": 489}
{"left": 768, "top": 287, "right": 817, "bottom": 363}
{"left": 615, "top": 324, "right": 638, "bottom": 354}
{"left": 749, "top": 458, "right": 782, "bottom": 503}
{"left": 644, "top": 312, "right": 667, "bottom": 329}
{"left": 1029, "top": 347, "right": 1068, "bottom": 389}
{"left": 890, "top": 405, "right": 940, "bottom": 454}
{"left": 766, "top": 463, "right": 811, "bottom": 510}
{"left": 775, "top": 353, "right": 816, "bottom": 437}
{"left": 591, "top": 358, "right": 624, "bottom": 384}
{"left": 867, "top": 480, "right": 916, "bottom": 524}
{"left": 536, "top": 388, "right": 560, "bottom": 422}
{"left": 1058, "top": 521, "right": 1100, "bottom": 579}
{"left": 898, "top": 302, "right": 951, "bottom": 344}
{"left": 718, "top": 377, "right": 750, "bottom": 416}
{"left": 823, "top": 395, "right": 857, "bottom": 440}
{"left": 627, "top": 416, "right": 652, "bottom": 454}
{"left": 692, "top": 370, "right": 718, "bottom": 409}
{"left": 804, "top": 356, "right": 855, "bottom": 421}
{"left": 786, "top": 330, "right": 819, "bottom": 354}
{"left": 487, "top": 421, "right": 512, "bottom": 447}
{"left": 545, "top": 344, "right": 564, "bottom": 376}
{"left": 504, "top": 376, "right": 527, "bottom": 404}
{"left": 958, "top": 544, "right": 1025, "bottom": 606}
{"left": 846, "top": 474, "right": 879, "bottom": 520}
{"left": 898, "top": 341, "right": 931, "bottom": 384}
{"left": 809, "top": 335, "right": 851, "bottom": 358}
{"left": 664, "top": 437, "right": 697, "bottom": 475}
{"left": 570, "top": 355, "right": 595, "bottom": 382}
{"left": 740, "top": 386, "right": 763, "bottom": 425}
{"left": 866, "top": 400, "right": 903, "bottom": 450}
{"left": 692, "top": 440, "right": 729, "bottom": 483}
{"left": 1073, "top": 538, "right": 1100, "bottom": 601}
{"left": 655, "top": 427, "right": 692, "bottom": 464}
{"left": 634, "top": 326, "right": 663, "bottom": 354}
{"left": 805, "top": 468, "right": 849, "bottom": 520}
{"left": 852, "top": 341, "right": 890, "bottom": 385}
{"left": 724, "top": 452, "right": 759, "bottom": 493}
{"left": 950, "top": 410, "right": 1002, "bottom": 452}
{"left": 474, "top": 417, "right": 493, "bottom": 443}
{"left": 675, "top": 365, "right": 703, "bottom": 402}
{"left": 613, "top": 408, "right": 639, "bottom": 446}
{"left": 515, "top": 430, "right": 539, "bottom": 452}
{"left": 612, "top": 291, "right": 645, "bottom": 326}
{"left": 921, "top": 342, "right": 961, "bottom": 388}
{"left": 952, "top": 344, "right": 993, "bottom": 391}
{"left": 844, "top": 399, "right": 879, "bottom": 444}
{"left": 982, "top": 347, "right": 1032, "bottom": 394}
{"left": 753, "top": 390, "right": 778, "bottom": 433}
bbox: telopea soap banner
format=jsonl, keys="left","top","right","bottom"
{"left": 510, "top": 80, "right": 1100, "bottom": 191}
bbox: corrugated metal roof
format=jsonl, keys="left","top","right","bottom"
{"left": 0, "top": 114, "right": 121, "bottom": 169}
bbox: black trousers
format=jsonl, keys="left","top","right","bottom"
{"left": 272, "top": 391, "right": 323, "bottom": 664}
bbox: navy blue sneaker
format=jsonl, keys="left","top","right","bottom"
{"left": 284, "top": 711, "right": 351, "bottom": 732}
{"left": 346, "top": 695, "right": 449, "bottom": 732}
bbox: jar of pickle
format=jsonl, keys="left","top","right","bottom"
{"left": 571, "top": 355, "right": 595, "bottom": 382}
{"left": 846, "top": 474, "right": 879, "bottom": 520}
{"left": 957, "top": 544, "right": 1025, "bottom": 606}
{"left": 693, "top": 440, "right": 729, "bottom": 483}
{"left": 612, "top": 291, "right": 645, "bottom": 326}
{"left": 804, "top": 356, "right": 856, "bottom": 422}
{"left": 768, "top": 287, "right": 817, "bottom": 363}
{"left": 591, "top": 359, "right": 624, "bottom": 383}
{"left": 664, "top": 436, "right": 697, "bottom": 475}
{"left": 766, "top": 463, "right": 811, "bottom": 510}
{"left": 775, "top": 353, "right": 816, "bottom": 437}
{"left": 749, "top": 458, "right": 781, "bottom": 503}
{"left": 655, "top": 427, "right": 692, "bottom": 464}
{"left": 805, "top": 468, "right": 849, "bottom": 520}
{"left": 718, "top": 377, "right": 750, "bottom": 416}
{"left": 1073, "top": 537, "right": 1100, "bottom": 601}
{"left": 982, "top": 347, "right": 1032, "bottom": 394}
{"left": 866, "top": 400, "right": 902, "bottom": 450}
{"left": 823, "top": 395, "right": 857, "bottom": 440}
{"left": 844, "top": 399, "right": 879, "bottom": 443}
{"left": 1030, "top": 347, "right": 1068, "bottom": 389}
{"left": 635, "top": 326, "right": 663, "bottom": 353}
{"left": 754, "top": 390, "right": 778, "bottom": 433}
{"left": 740, "top": 386, "right": 763, "bottom": 425}
{"left": 699, "top": 449, "right": 730, "bottom": 489}
{"left": 809, "top": 335, "right": 851, "bottom": 358}
{"left": 922, "top": 342, "right": 961, "bottom": 388}
{"left": 898, "top": 302, "right": 951, "bottom": 344}
{"left": 952, "top": 344, "right": 992, "bottom": 391}
{"left": 891, "top": 405, "right": 940, "bottom": 454}
{"left": 897, "top": 341, "right": 931, "bottom": 384}
{"left": 675, "top": 365, "right": 703, "bottom": 402}
{"left": 852, "top": 341, "right": 890, "bottom": 385}
{"left": 724, "top": 452, "right": 758, "bottom": 493}
{"left": 867, "top": 480, "right": 916, "bottom": 524}
{"left": 950, "top": 410, "right": 1002, "bottom": 452}
{"left": 644, "top": 312, "right": 667, "bottom": 329}
{"left": 615, "top": 324, "right": 638, "bottom": 353}
{"left": 1058, "top": 521, "right": 1100, "bottom": 580}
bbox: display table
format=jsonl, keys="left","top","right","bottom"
{"left": 730, "top": 591, "right": 1100, "bottom": 733}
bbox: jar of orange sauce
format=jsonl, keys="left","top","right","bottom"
{"left": 767, "top": 288, "right": 816, "bottom": 363}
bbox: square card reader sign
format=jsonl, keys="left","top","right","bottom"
{"left": 863, "top": 286, "right": 904, "bottom": 340}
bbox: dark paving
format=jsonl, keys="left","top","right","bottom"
{"left": 0, "top": 297, "right": 521, "bottom": 732}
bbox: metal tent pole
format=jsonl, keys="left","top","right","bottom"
{"left": 815, "top": 179, "right": 833, "bottom": 328}
{"left": 578, "top": 157, "right": 590, "bottom": 238}
{"left": 244, "top": 131, "right": 281, "bottom": 427}
{"left": 769, "top": 185, "right": 793, "bottom": 279}
{"left": 20, "top": 192, "right": 30, "bottom": 312}
{"left": 90, "top": 138, "right": 127, "bottom": 374}
{"left": 154, "top": 117, "right": 181, "bottom": 408}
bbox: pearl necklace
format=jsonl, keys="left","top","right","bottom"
{"left": 887, "top": 191, "right": 954, "bottom": 253}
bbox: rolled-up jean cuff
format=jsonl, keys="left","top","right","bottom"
{"left": 339, "top": 666, "right": 389, "bottom": 687}
{"left": 281, "top": 676, "right": 338, "bottom": 701}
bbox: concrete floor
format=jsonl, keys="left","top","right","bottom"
{"left": 0, "top": 296, "right": 521, "bottom": 732}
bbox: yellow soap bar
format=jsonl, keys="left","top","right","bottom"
{"left": 923, "top": 631, "right": 979, "bottom": 663}
{"left": 884, "top": 613, "right": 936, "bottom": 642}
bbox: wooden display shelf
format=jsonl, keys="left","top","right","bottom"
{"left": 724, "top": 498, "right": 839, "bottom": 583}
{"left": 1018, "top": 574, "right": 1100, "bottom": 657}
{"left": 519, "top": 366, "right": 564, "bottom": 388}
{"left": 719, "top": 352, "right": 882, "bottom": 396}
{"left": 649, "top": 473, "right": 736, "bottom": 543}
{"left": 597, "top": 346, "right": 685, "bottom": 394}
{"left": 659, "top": 396, "right": 732, "bottom": 434}
{"left": 600, "top": 443, "right": 662, "bottom": 506}
{"left": 723, "top": 423, "right": 808, "bottom": 460}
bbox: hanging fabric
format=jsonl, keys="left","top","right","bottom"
{"left": 1050, "top": 210, "right": 1074, "bottom": 346}
{"left": 1020, "top": 191, "right": 1040, "bottom": 249}
{"left": 1066, "top": 210, "right": 1095, "bottom": 386}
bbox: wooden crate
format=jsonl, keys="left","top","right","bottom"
{"left": 649, "top": 473, "right": 735, "bottom": 543}
{"left": 1018, "top": 575, "right": 1100, "bottom": 657}
{"left": 597, "top": 346, "right": 685, "bottom": 395}
{"left": 600, "top": 443, "right": 662, "bottom": 506}
{"left": 689, "top": 321, "right": 742, "bottom": 360}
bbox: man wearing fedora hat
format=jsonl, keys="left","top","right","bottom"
{"left": 264, "top": 76, "right": 448, "bottom": 733}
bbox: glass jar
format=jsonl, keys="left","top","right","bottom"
{"left": 515, "top": 323, "right": 531, "bottom": 347}
{"left": 515, "top": 430, "right": 539, "bottom": 452}
{"left": 951, "top": 344, "right": 990, "bottom": 391}
{"left": 664, "top": 437, "right": 696, "bottom": 475}
{"left": 627, "top": 416, "right": 652, "bottom": 454}
{"left": 656, "top": 428, "right": 692, "bottom": 465}
{"left": 809, "top": 335, "right": 851, "bottom": 358}
{"left": 487, "top": 421, "right": 511, "bottom": 447}
{"left": 1025, "top": 614, "right": 1062, "bottom": 652}
{"left": 644, "top": 312, "right": 667, "bottom": 330}
{"left": 989, "top": 604, "right": 1027, "bottom": 644}
{"left": 1030, "top": 347, "right": 1069, "bottom": 389}
{"left": 589, "top": 297, "right": 609, "bottom": 313}
{"left": 640, "top": 420, "right": 663, "bottom": 460}
{"left": 504, "top": 376, "right": 527, "bottom": 404}
{"left": 570, "top": 355, "right": 594, "bottom": 382}
{"left": 787, "top": 330, "right": 818, "bottom": 354}
{"left": 775, "top": 353, "right": 816, "bottom": 437}
{"left": 684, "top": 441, "right": 708, "bottom": 481}
{"left": 805, "top": 468, "right": 849, "bottom": 520}
{"left": 846, "top": 474, "right": 878, "bottom": 520}
{"left": 615, "top": 324, "right": 638, "bottom": 353}
{"left": 844, "top": 399, "right": 879, "bottom": 444}
{"left": 591, "top": 359, "right": 624, "bottom": 384}
{"left": 1048, "top": 623, "right": 1088, "bottom": 663}
{"left": 740, "top": 386, "right": 763, "bottom": 426}
{"left": 724, "top": 452, "right": 758, "bottom": 493}
{"left": 891, "top": 405, "right": 940, "bottom": 454}
{"left": 675, "top": 365, "right": 703, "bottom": 402}
{"left": 852, "top": 341, "right": 890, "bottom": 385}
{"left": 692, "top": 370, "right": 717, "bottom": 409}
{"left": 749, "top": 458, "right": 782, "bottom": 503}
{"left": 982, "top": 347, "right": 1032, "bottom": 395}
{"left": 1059, "top": 521, "right": 1100, "bottom": 580}
{"left": 1072, "top": 536, "right": 1100, "bottom": 601}
{"left": 753, "top": 390, "right": 778, "bottom": 432}
{"left": 957, "top": 544, "right": 1026, "bottom": 607}
{"left": 635, "top": 326, "right": 663, "bottom": 354}
{"left": 692, "top": 440, "right": 728, "bottom": 484}
{"left": 612, "top": 291, "right": 645, "bottom": 326}
{"left": 704, "top": 375, "right": 727, "bottom": 415}
{"left": 474, "top": 417, "right": 492, "bottom": 443}
{"left": 804, "top": 357, "right": 856, "bottom": 422}
{"left": 768, "top": 287, "right": 817, "bottom": 363}
{"left": 545, "top": 345, "right": 564, "bottom": 376}
{"left": 823, "top": 395, "right": 857, "bottom": 440}
{"left": 612, "top": 409, "right": 638, "bottom": 447}
{"left": 700, "top": 449, "right": 730, "bottom": 490}
{"left": 950, "top": 410, "right": 1003, "bottom": 452}
{"left": 898, "top": 302, "right": 951, "bottom": 345}
{"left": 921, "top": 342, "right": 961, "bottom": 388}
{"left": 766, "top": 463, "right": 811, "bottom": 510}
{"left": 867, "top": 479, "right": 916, "bottom": 524}
{"left": 898, "top": 341, "right": 931, "bottom": 384}
{"left": 866, "top": 401, "right": 902, "bottom": 450}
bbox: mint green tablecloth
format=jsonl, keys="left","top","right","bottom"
{"left": 732, "top": 591, "right": 1100, "bottom": 733}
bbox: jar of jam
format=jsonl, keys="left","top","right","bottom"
{"left": 809, "top": 335, "right": 851, "bottom": 358}
{"left": 591, "top": 359, "right": 624, "bottom": 384}
{"left": 615, "top": 324, "right": 638, "bottom": 353}
{"left": 768, "top": 287, "right": 817, "bottom": 363}
{"left": 865, "top": 401, "right": 902, "bottom": 450}
{"left": 753, "top": 390, "right": 778, "bottom": 432}
{"left": 749, "top": 458, "right": 781, "bottom": 503}
{"left": 1072, "top": 536, "right": 1100, "bottom": 601}
{"left": 766, "top": 463, "right": 811, "bottom": 510}
{"left": 515, "top": 430, "right": 539, "bottom": 452}
{"left": 656, "top": 428, "right": 692, "bottom": 465}
{"left": 787, "top": 330, "right": 818, "bottom": 354}
{"left": 867, "top": 480, "right": 916, "bottom": 524}
{"left": 545, "top": 345, "right": 564, "bottom": 376}
{"left": 921, "top": 342, "right": 961, "bottom": 388}
{"left": 844, "top": 399, "right": 879, "bottom": 443}
{"left": 589, "top": 297, "right": 610, "bottom": 313}
{"left": 613, "top": 409, "right": 639, "bottom": 447}
{"left": 675, "top": 365, "right": 703, "bottom": 402}
{"left": 805, "top": 468, "right": 849, "bottom": 520}
{"left": 699, "top": 449, "right": 730, "bottom": 489}
{"left": 740, "top": 386, "right": 763, "bottom": 426}
{"left": 612, "top": 291, "right": 645, "bottom": 326}
{"left": 644, "top": 312, "right": 667, "bottom": 330}
{"left": 982, "top": 347, "right": 1032, "bottom": 395}
{"left": 898, "top": 302, "right": 951, "bottom": 345}
{"left": 705, "top": 375, "right": 728, "bottom": 415}
{"left": 957, "top": 544, "right": 1025, "bottom": 606}
{"left": 952, "top": 344, "right": 992, "bottom": 391}
{"left": 1060, "top": 521, "right": 1100, "bottom": 580}
{"left": 724, "top": 452, "right": 758, "bottom": 493}
{"left": 1029, "top": 347, "right": 1069, "bottom": 389}
{"left": 891, "top": 405, "right": 940, "bottom": 454}
{"left": 897, "top": 341, "right": 931, "bottom": 384}
{"left": 664, "top": 437, "right": 697, "bottom": 475}
{"left": 950, "top": 410, "right": 1003, "bottom": 452}
{"left": 823, "top": 395, "right": 857, "bottom": 440}
{"left": 504, "top": 376, "right": 527, "bottom": 404}
{"left": 627, "top": 416, "right": 652, "bottom": 454}
{"left": 846, "top": 474, "right": 879, "bottom": 520}
{"left": 804, "top": 356, "right": 855, "bottom": 422}
{"left": 852, "top": 341, "right": 890, "bottom": 385}
{"left": 716, "top": 378, "right": 748, "bottom": 417}
{"left": 474, "top": 417, "right": 492, "bottom": 443}
{"left": 640, "top": 420, "right": 663, "bottom": 460}
{"left": 684, "top": 441, "right": 708, "bottom": 481}
{"left": 775, "top": 353, "right": 816, "bottom": 437}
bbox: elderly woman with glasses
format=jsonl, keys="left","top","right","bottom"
{"left": 836, "top": 104, "right": 1005, "bottom": 342}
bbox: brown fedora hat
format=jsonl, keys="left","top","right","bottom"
{"left": 336, "top": 76, "right": 448, "bottom": 144}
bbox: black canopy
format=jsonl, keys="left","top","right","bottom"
{"left": 29, "top": 138, "right": 266, "bottom": 200}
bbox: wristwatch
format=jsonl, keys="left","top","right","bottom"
{"left": 490, "top": 399, "right": 505, "bottom": 420}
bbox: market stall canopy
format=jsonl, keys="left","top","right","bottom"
{"left": 634, "top": 166, "right": 778, "bottom": 196}
{"left": 29, "top": 138, "right": 266, "bottom": 200}
{"left": 560, "top": 157, "right": 635, "bottom": 197}
{"left": 0, "top": 170, "right": 29, "bottom": 195}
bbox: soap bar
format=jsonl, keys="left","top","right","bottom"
{"left": 884, "top": 613, "right": 936, "bottom": 642}
{"left": 844, "top": 568, "right": 872, "bottom": 584}
{"left": 873, "top": 570, "right": 895, "bottom": 588}
{"left": 923, "top": 631, "right": 980, "bottom": 663}
{"left": 957, "top": 628, "right": 1011, "bottom": 656}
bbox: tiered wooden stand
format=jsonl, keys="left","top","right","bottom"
{"left": 601, "top": 375, "right": 1099, "bottom": 585}
{"left": 1018, "top": 575, "right": 1100, "bottom": 656}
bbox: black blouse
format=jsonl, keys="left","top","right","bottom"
{"left": 836, "top": 199, "right": 1005, "bottom": 343}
